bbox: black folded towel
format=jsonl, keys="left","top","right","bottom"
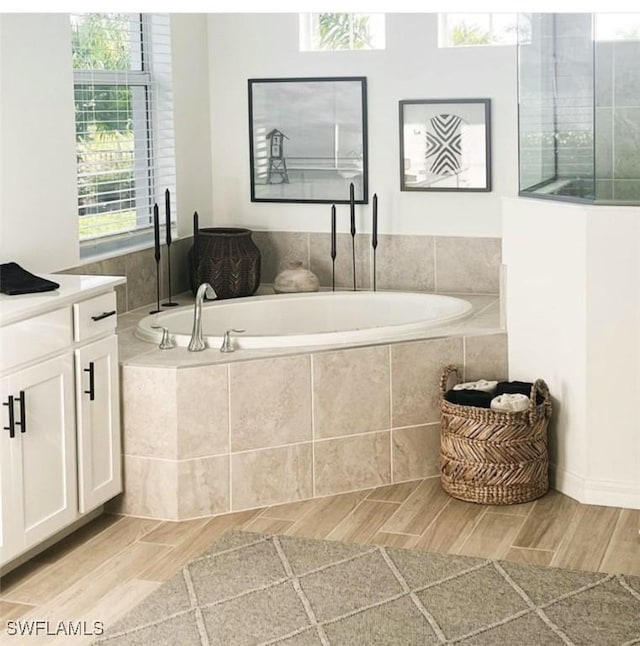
{"left": 0, "top": 262, "right": 60, "bottom": 295}
{"left": 445, "top": 389, "right": 493, "bottom": 408}
{"left": 495, "top": 381, "right": 543, "bottom": 405}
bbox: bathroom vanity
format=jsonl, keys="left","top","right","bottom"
{"left": 0, "top": 274, "right": 125, "bottom": 570}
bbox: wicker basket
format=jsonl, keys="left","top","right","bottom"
{"left": 439, "top": 365, "right": 552, "bottom": 505}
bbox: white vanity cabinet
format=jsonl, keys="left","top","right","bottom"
{"left": 0, "top": 275, "right": 125, "bottom": 569}
{"left": 75, "top": 334, "right": 121, "bottom": 513}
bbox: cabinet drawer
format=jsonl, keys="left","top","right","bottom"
{"left": 0, "top": 308, "right": 72, "bottom": 373}
{"left": 73, "top": 292, "right": 117, "bottom": 342}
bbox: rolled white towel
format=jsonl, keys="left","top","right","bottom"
{"left": 490, "top": 393, "right": 530, "bottom": 412}
{"left": 453, "top": 379, "right": 497, "bottom": 393}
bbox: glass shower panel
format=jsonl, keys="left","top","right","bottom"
{"left": 519, "top": 12, "right": 640, "bottom": 205}
{"left": 518, "top": 14, "right": 556, "bottom": 193}
{"left": 595, "top": 17, "right": 640, "bottom": 202}
{"left": 553, "top": 14, "right": 594, "bottom": 199}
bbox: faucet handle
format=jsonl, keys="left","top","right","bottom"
{"left": 220, "top": 328, "right": 245, "bottom": 353}
{"left": 151, "top": 324, "right": 174, "bottom": 350}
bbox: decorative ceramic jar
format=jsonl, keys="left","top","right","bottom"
{"left": 273, "top": 261, "right": 320, "bottom": 293}
{"left": 189, "top": 227, "right": 261, "bottom": 299}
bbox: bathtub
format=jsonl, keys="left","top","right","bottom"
{"left": 135, "top": 291, "right": 473, "bottom": 350}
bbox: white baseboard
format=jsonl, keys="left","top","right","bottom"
{"left": 550, "top": 463, "right": 640, "bottom": 510}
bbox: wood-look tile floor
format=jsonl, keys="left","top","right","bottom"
{"left": 1, "top": 478, "right": 639, "bottom": 644}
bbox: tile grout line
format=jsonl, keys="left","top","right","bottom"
{"left": 548, "top": 501, "right": 584, "bottom": 568}
{"left": 412, "top": 497, "right": 453, "bottom": 546}
{"left": 506, "top": 498, "right": 540, "bottom": 555}
{"left": 227, "top": 363, "right": 233, "bottom": 513}
{"left": 0, "top": 515, "right": 133, "bottom": 601}
{"left": 310, "top": 355, "right": 316, "bottom": 499}
{"left": 596, "top": 506, "right": 624, "bottom": 573}
{"left": 453, "top": 506, "right": 491, "bottom": 556}
{"left": 388, "top": 344, "right": 394, "bottom": 484}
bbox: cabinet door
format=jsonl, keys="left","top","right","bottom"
{"left": 0, "top": 375, "right": 20, "bottom": 565}
{"left": 12, "top": 355, "right": 78, "bottom": 554}
{"left": 75, "top": 335, "right": 121, "bottom": 513}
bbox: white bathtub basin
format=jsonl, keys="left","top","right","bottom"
{"left": 135, "top": 291, "right": 473, "bottom": 349}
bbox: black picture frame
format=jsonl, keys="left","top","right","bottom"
{"left": 399, "top": 98, "right": 491, "bottom": 192}
{"left": 248, "top": 77, "right": 368, "bottom": 204}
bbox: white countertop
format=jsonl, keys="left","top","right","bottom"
{"left": 0, "top": 274, "right": 126, "bottom": 326}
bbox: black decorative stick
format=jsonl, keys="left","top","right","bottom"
{"left": 372, "top": 193, "right": 378, "bottom": 292}
{"left": 349, "top": 182, "right": 356, "bottom": 291}
{"left": 162, "top": 188, "right": 178, "bottom": 307}
{"left": 150, "top": 203, "right": 161, "bottom": 313}
{"left": 331, "top": 204, "right": 337, "bottom": 292}
{"left": 193, "top": 211, "right": 200, "bottom": 290}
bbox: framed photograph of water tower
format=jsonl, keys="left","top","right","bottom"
{"left": 399, "top": 98, "right": 491, "bottom": 192}
{"left": 248, "top": 77, "right": 368, "bottom": 204}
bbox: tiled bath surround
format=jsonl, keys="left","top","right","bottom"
{"left": 116, "top": 332, "right": 507, "bottom": 520}
{"left": 72, "top": 230, "right": 502, "bottom": 519}
{"left": 62, "top": 232, "right": 501, "bottom": 307}
{"left": 253, "top": 232, "right": 502, "bottom": 294}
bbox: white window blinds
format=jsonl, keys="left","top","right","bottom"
{"left": 71, "top": 13, "right": 175, "bottom": 248}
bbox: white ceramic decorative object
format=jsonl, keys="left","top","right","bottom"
{"left": 273, "top": 261, "right": 320, "bottom": 293}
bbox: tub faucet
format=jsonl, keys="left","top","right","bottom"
{"left": 188, "top": 282, "right": 217, "bottom": 352}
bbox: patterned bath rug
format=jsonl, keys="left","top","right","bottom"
{"left": 94, "top": 530, "right": 640, "bottom": 645}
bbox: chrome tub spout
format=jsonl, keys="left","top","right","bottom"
{"left": 188, "top": 282, "right": 217, "bottom": 351}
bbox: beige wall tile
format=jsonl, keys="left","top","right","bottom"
{"left": 231, "top": 443, "right": 313, "bottom": 509}
{"left": 313, "top": 345, "right": 390, "bottom": 439}
{"left": 391, "top": 337, "right": 463, "bottom": 427}
{"left": 177, "top": 365, "right": 229, "bottom": 458}
{"left": 314, "top": 431, "right": 391, "bottom": 497}
{"left": 252, "top": 231, "right": 309, "bottom": 284}
{"left": 230, "top": 355, "right": 312, "bottom": 451}
{"left": 122, "top": 366, "right": 177, "bottom": 459}
{"left": 375, "top": 234, "right": 435, "bottom": 292}
{"left": 178, "top": 455, "right": 230, "bottom": 518}
{"left": 392, "top": 424, "right": 441, "bottom": 482}
{"left": 435, "top": 236, "right": 501, "bottom": 294}
{"left": 126, "top": 247, "right": 158, "bottom": 310}
{"left": 309, "top": 232, "right": 371, "bottom": 289}
{"left": 464, "top": 333, "right": 508, "bottom": 382}
{"left": 119, "top": 456, "right": 178, "bottom": 520}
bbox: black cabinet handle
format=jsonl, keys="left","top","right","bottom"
{"left": 84, "top": 362, "right": 95, "bottom": 401}
{"left": 16, "top": 391, "right": 26, "bottom": 433}
{"left": 3, "top": 395, "right": 15, "bottom": 439}
{"left": 91, "top": 310, "right": 116, "bottom": 322}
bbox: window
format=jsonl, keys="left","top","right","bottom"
{"left": 439, "top": 13, "right": 518, "bottom": 47}
{"left": 299, "top": 13, "right": 385, "bottom": 51}
{"left": 71, "top": 13, "right": 175, "bottom": 254}
{"left": 595, "top": 13, "right": 640, "bottom": 41}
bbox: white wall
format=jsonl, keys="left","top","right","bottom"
{"left": 0, "top": 14, "right": 213, "bottom": 274}
{"left": 0, "top": 14, "right": 78, "bottom": 273}
{"left": 503, "top": 197, "right": 640, "bottom": 509}
{"left": 172, "top": 14, "right": 213, "bottom": 239}
{"left": 207, "top": 13, "right": 517, "bottom": 236}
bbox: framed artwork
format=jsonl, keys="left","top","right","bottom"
{"left": 399, "top": 98, "right": 491, "bottom": 192}
{"left": 248, "top": 77, "right": 368, "bottom": 204}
